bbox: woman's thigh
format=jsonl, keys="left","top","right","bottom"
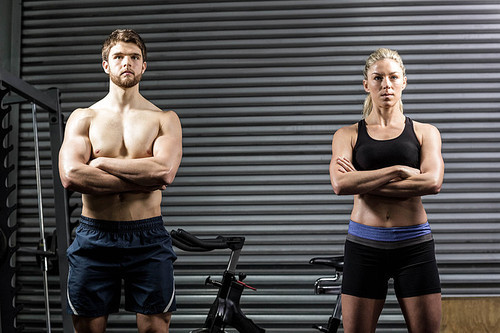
{"left": 341, "top": 294, "right": 385, "bottom": 333}
{"left": 399, "top": 293, "right": 442, "bottom": 333}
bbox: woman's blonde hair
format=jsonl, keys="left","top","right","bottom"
{"left": 362, "top": 48, "right": 406, "bottom": 118}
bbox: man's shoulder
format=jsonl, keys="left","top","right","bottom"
{"left": 72, "top": 106, "right": 95, "bottom": 114}
{"left": 141, "top": 98, "right": 175, "bottom": 115}
{"left": 145, "top": 105, "right": 179, "bottom": 122}
{"left": 160, "top": 109, "right": 179, "bottom": 119}
{"left": 157, "top": 109, "right": 181, "bottom": 131}
{"left": 67, "top": 107, "right": 97, "bottom": 122}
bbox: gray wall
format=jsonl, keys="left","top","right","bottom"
{"left": 0, "top": 0, "right": 21, "bottom": 74}
{"left": 10, "top": 1, "right": 500, "bottom": 332}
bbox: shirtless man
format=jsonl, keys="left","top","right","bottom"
{"left": 59, "top": 29, "right": 182, "bottom": 333}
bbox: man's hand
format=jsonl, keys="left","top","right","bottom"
{"left": 88, "top": 157, "right": 101, "bottom": 168}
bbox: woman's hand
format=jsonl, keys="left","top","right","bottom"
{"left": 336, "top": 157, "right": 357, "bottom": 173}
{"left": 394, "top": 165, "right": 421, "bottom": 181}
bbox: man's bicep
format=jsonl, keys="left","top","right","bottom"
{"left": 60, "top": 111, "right": 93, "bottom": 168}
{"left": 61, "top": 134, "right": 92, "bottom": 165}
{"left": 153, "top": 112, "right": 182, "bottom": 167}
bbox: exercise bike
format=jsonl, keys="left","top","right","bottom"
{"left": 170, "top": 229, "right": 265, "bottom": 333}
{"left": 309, "top": 255, "right": 344, "bottom": 333}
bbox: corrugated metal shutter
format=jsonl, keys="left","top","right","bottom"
{"left": 16, "top": 1, "right": 500, "bottom": 332}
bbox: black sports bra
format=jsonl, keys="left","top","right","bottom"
{"left": 352, "top": 117, "right": 421, "bottom": 171}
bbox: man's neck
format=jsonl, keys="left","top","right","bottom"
{"left": 106, "top": 82, "right": 142, "bottom": 111}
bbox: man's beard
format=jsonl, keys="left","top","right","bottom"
{"left": 110, "top": 71, "right": 142, "bottom": 88}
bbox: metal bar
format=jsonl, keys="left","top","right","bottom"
{"left": 0, "top": 75, "right": 70, "bottom": 333}
{"left": 31, "top": 102, "right": 52, "bottom": 333}
{"left": 226, "top": 249, "right": 241, "bottom": 274}
{"left": 46, "top": 88, "right": 74, "bottom": 333}
{"left": 0, "top": 69, "right": 57, "bottom": 112}
{"left": 0, "top": 80, "right": 17, "bottom": 333}
{"left": 2, "top": 95, "right": 26, "bottom": 105}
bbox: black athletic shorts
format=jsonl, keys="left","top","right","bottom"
{"left": 342, "top": 238, "right": 441, "bottom": 299}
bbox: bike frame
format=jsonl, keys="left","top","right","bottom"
{"left": 171, "top": 229, "right": 265, "bottom": 333}
{"left": 310, "top": 256, "right": 344, "bottom": 333}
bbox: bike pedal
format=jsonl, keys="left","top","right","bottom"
{"left": 312, "top": 324, "right": 328, "bottom": 333}
{"left": 236, "top": 279, "right": 257, "bottom": 291}
{"left": 205, "top": 276, "right": 222, "bottom": 288}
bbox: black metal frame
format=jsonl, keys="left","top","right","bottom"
{"left": 0, "top": 69, "right": 73, "bottom": 333}
{"left": 170, "top": 229, "right": 266, "bottom": 333}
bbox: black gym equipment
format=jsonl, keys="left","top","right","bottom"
{"left": 0, "top": 69, "right": 74, "bottom": 333}
{"left": 171, "top": 228, "right": 266, "bottom": 333}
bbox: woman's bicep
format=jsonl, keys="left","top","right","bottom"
{"left": 329, "top": 127, "right": 358, "bottom": 194}
{"left": 332, "top": 126, "right": 356, "bottom": 161}
{"left": 419, "top": 125, "right": 444, "bottom": 186}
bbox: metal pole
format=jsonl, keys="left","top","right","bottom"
{"left": 46, "top": 88, "right": 74, "bottom": 332}
{"left": 31, "top": 102, "right": 52, "bottom": 333}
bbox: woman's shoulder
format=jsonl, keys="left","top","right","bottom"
{"left": 332, "top": 122, "right": 360, "bottom": 151}
{"left": 334, "top": 122, "right": 359, "bottom": 138}
{"left": 411, "top": 119, "right": 441, "bottom": 144}
{"left": 411, "top": 119, "right": 440, "bottom": 133}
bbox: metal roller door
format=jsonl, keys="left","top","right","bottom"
{"left": 12, "top": 0, "right": 500, "bottom": 332}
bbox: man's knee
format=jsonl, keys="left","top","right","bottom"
{"left": 72, "top": 315, "right": 108, "bottom": 333}
{"left": 137, "top": 312, "right": 172, "bottom": 333}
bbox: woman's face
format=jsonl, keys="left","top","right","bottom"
{"left": 363, "top": 58, "right": 407, "bottom": 110}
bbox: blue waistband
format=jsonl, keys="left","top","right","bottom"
{"left": 348, "top": 220, "right": 431, "bottom": 242}
{"left": 80, "top": 215, "right": 164, "bottom": 232}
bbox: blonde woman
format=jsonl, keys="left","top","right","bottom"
{"left": 330, "top": 48, "right": 444, "bottom": 332}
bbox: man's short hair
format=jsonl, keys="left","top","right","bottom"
{"left": 102, "top": 29, "right": 147, "bottom": 62}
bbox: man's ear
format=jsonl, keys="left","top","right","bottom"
{"left": 102, "top": 60, "right": 109, "bottom": 74}
{"left": 141, "top": 61, "right": 147, "bottom": 74}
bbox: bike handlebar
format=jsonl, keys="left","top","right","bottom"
{"left": 170, "top": 229, "right": 245, "bottom": 252}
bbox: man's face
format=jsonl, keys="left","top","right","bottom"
{"left": 103, "top": 42, "right": 146, "bottom": 88}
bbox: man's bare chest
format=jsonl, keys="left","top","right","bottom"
{"left": 88, "top": 113, "right": 160, "bottom": 158}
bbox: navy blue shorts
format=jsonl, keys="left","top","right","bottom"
{"left": 67, "top": 216, "right": 177, "bottom": 317}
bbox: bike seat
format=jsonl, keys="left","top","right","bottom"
{"left": 309, "top": 256, "right": 344, "bottom": 272}
{"left": 170, "top": 228, "right": 245, "bottom": 252}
